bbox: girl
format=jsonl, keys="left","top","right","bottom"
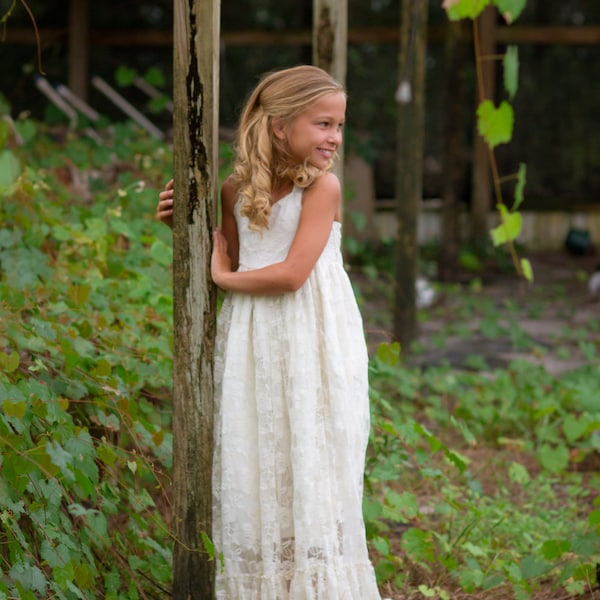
{"left": 157, "top": 65, "right": 381, "bottom": 599}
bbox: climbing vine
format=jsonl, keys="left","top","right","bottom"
{"left": 443, "top": 0, "right": 533, "bottom": 281}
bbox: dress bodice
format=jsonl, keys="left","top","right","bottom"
{"left": 235, "top": 186, "right": 342, "bottom": 271}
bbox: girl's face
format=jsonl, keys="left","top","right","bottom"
{"left": 275, "top": 92, "right": 346, "bottom": 170}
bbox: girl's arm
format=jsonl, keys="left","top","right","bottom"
{"left": 156, "top": 177, "right": 240, "bottom": 272}
{"left": 211, "top": 172, "right": 340, "bottom": 295}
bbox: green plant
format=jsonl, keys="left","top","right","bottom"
{"left": 444, "top": 0, "right": 533, "bottom": 282}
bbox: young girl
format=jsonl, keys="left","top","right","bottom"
{"left": 157, "top": 65, "right": 381, "bottom": 599}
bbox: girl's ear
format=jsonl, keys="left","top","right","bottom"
{"left": 271, "top": 117, "right": 287, "bottom": 140}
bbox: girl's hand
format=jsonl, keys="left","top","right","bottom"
{"left": 156, "top": 179, "right": 174, "bottom": 228}
{"left": 211, "top": 228, "right": 232, "bottom": 287}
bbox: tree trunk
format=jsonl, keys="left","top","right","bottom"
{"left": 470, "top": 6, "right": 497, "bottom": 248}
{"left": 312, "top": 0, "right": 347, "bottom": 182}
{"left": 172, "top": 0, "right": 220, "bottom": 598}
{"left": 394, "top": 0, "right": 428, "bottom": 348}
{"left": 439, "top": 20, "right": 468, "bottom": 282}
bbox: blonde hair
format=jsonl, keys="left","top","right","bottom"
{"left": 232, "top": 65, "right": 345, "bottom": 230}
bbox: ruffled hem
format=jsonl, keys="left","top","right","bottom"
{"left": 215, "top": 562, "right": 381, "bottom": 600}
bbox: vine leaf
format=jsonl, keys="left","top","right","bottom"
{"left": 503, "top": 45, "right": 519, "bottom": 100}
{"left": 513, "top": 162, "right": 527, "bottom": 210}
{"left": 477, "top": 100, "right": 514, "bottom": 148}
{"left": 520, "top": 258, "right": 533, "bottom": 282}
{"left": 443, "top": 0, "right": 492, "bottom": 20}
{"left": 491, "top": 203, "right": 521, "bottom": 246}
{"left": 494, "top": 0, "right": 527, "bottom": 23}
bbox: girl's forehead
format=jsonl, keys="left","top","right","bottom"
{"left": 305, "top": 92, "right": 346, "bottom": 115}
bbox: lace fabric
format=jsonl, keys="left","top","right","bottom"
{"left": 213, "top": 187, "right": 381, "bottom": 599}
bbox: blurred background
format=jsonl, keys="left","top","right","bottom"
{"left": 2, "top": 0, "right": 599, "bottom": 239}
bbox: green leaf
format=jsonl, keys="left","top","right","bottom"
{"left": 587, "top": 509, "right": 600, "bottom": 526}
{"left": 68, "top": 284, "right": 91, "bottom": 307}
{"left": 0, "top": 149, "right": 21, "bottom": 189}
{"left": 401, "top": 528, "right": 436, "bottom": 562}
{"left": 538, "top": 443, "right": 569, "bottom": 474}
{"left": 372, "top": 535, "right": 391, "bottom": 556}
{"left": 520, "top": 554, "right": 549, "bottom": 580}
{"left": 45, "top": 441, "right": 74, "bottom": 478}
{"left": 520, "top": 258, "right": 533, "bottom": 282}
{"left": 477, "top": 100, "right": 514, "bottom": 148}
{"left": 508, "top": 461, "right": 530, "bottom": 485}
{"left": 201, "top": 531, "right": 216, "bottom": 560}
{"left": 0, "top": 350, "right": 20, "bottom": 373}
{"left": 563, "top": 414, "right": 589, "bottom": 443}
{"left": 513, "top": 163, "right": 527, "bottom": 210}
{"left": 2, "top": 400, "right": 27, "bottom": 419}
{"left": 97, "top": 444, "right": 117, "bottom": 466}
{"left": 418, "top": 584, "right": 437, "bottom": 597}
{"left": 144, "top": 67, "right": 166, "bottom": 87}
{"left": 375, "top": 341, "right": 401, "bottom": 366}
{"left": 494, "top": 0, "right": 527, "bottom": 23}
{"left": 150, "top": 239, "right": 173, "bottom": 266}
{"left": 445, "top": 0, "right": 492, "bottom": 21}
{"left": 503, "top": 46, "right": 519, "bottom": 99}
{"left": 540, "top": 539, "right": 570, "bottom": 560}
{"left": 115, "top": 66, "right": 137, "bottom": 87}
{"left": 491, "top": 204, "right": 521, "bottom": 246}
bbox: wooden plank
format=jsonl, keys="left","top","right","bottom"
{"left": 171, "top": 0, "right": 219, "bottom": 597}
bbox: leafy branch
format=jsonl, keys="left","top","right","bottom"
{"left": 443, "top": 0, "right": 533, "bottom": 281}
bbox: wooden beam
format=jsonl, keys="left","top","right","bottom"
{"left": 171, "top": 0, "right": 219, "bottom": 597}
{"left": 6, "top": 25, "right": 600, "bottom": 47}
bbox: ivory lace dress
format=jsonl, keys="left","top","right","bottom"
{"left": 213, "top": 185, "right": 381, "bottom": 599}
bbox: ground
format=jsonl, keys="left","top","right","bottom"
{"left": 355, "top": 250, "right": 600, "bottom": 600}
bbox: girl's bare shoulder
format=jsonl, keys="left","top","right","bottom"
{"left": 305, "top": 172, "right": 340, "bottom": 198}
{"left": 303, "top": 172, "right": 341, "bottom": 211}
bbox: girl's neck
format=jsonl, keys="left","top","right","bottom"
{"left": 271, "top": 178, "right": 293, "bottom": 204}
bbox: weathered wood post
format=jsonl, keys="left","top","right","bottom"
{"left": 394, "top": 0, "right": 428, "bottom": 348}
{"left": 312, "top": 0, "right": 347, "bottom": 182}
{"left": 172, "top": 0, "right": 220, "bottom": 597}
{"left": 440, "top": 19, "right": 468, "bottom": 282}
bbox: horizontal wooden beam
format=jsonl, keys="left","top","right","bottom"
{"left": 5, "top": 25, "right": 600, "bottom": 47}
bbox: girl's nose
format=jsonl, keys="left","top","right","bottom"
{"left": 329, "top": 128, "right": 342, "bottom": 145}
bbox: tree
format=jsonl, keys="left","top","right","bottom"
{"left": 171, "top": 0, "right": 220, "bottom": 597}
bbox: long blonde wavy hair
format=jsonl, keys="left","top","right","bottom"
{"left": 232, "top": 65, "right": 345, "bottom": 231}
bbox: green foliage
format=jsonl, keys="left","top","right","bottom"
{"left": 0, "top": 116, "right": 174, "bottom": 598}
{"left": 477, "top": 100, "right": 514, "bottom": 149}
{"left": 445, "top": 0, "right": 533, "bottom": 281}
{"left": 366, "top": 341, "right": 600, "bottom": 598}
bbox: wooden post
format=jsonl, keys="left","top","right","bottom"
{"left": 394, "top": 0, "right": 428, "bottom": 348}
{"left": 68, "top": 0, "right": 89, "bottom": 100}
{"left": 471, "top": 6, "right": 497, "bottom": 247}
{"left": 440, "top": 20, "right": 468, "bottom": 282}
{"left": 312, "top": 0, "right": 347, "bottom": 182}
{"left": 172, "top": 0, "right": 219, "bottom": 598}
